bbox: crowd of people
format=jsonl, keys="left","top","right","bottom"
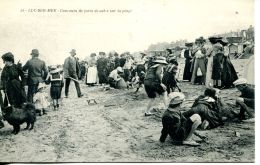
{"left": 0, "top": 36, "right": 255, "bottom": 147}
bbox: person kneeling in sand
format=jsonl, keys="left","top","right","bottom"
{"left": 108, "top": 67, "right": 124, "bottom": 89}
{"left": 233, "top": 78, "right": 254, "bottom": 120}
{"left": 159, "top": 92, "right": 201, "bottom": 146}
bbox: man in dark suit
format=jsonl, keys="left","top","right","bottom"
{"left": 23, "top": 49, "right": 48, "bottom": 103}
{"left": 96, "top": 52, "right": 108, "bottom": 85}
{"left": 63, "top": 49, "right": 83, "bottom": 98}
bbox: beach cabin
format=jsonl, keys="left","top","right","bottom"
{"left": 229, "top": 43, "right": 238, "bottom": 54}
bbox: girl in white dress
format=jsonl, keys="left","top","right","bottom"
{"left": 33, "top": 83, "right": 50, "bottom": 115}
{"left": 86, "top": 53, "right": 98, "bottom": 86}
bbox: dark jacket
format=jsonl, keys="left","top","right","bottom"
{"left": 160, "top": 109, "right": 190, "bottom": 142}
{"left": 119, "top": 58, "right": 126, "bottom": 68}
{"left": 144, "top": 64, "right": 163, "bottom": 84}
{"left": 212, "top": 53, "right": 224, "bottom": 80}
{"left": 23, "top": 57, "right": 48, "bottom": 85}
{"left": 114, "top": 57, "right": 121, "bottom": 68}
{"left": 1, "top": 64, "right": 26, "bottom": 107}
{"left": 97, "top": 57, "right": 108, "bottom": 71}
{"left": 183, "top": 96, "right": 223, "bottom": 129}
{"left": 240, "top": 86, "right": 254, "bottom": 108}
{"left": 63, "top": 56, "right": 80, "bottom": 79}
{"left": 162, "top": 64, "right": 178, "bottom": 93}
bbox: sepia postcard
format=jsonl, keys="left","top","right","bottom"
{"left": 0, "top": 0, "right": 257, "bottom": 163}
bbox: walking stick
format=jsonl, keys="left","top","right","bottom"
{"left": 5, "top": 93, "right": 11, "bottom": 107}
{"left": 69, "top": 77, "right": 80, "bottom": 83}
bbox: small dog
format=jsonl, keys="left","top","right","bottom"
{"left": 2, "top": 103, "right": 36, "bottom": 134}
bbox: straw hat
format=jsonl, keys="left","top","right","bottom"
{"left": 233, "top": 78, "right": 247, "bottom": 86}
{"left": 185, "top": 42, "right": 193, "bottom": 47}
{"left": 213, "top": 43, "right": 223, "bottom": 51}
{"left": 116, "top": 67, "right": 123, "bottom": 73}
{"left": 168, "top": 92, "right": 185, "bottom": 106}
{"left": 209, "top": 37, "right": 228, "bottom": 46}
{"left": 195, "top": 37, "right": 206, "bottom": 44}
{"left": 50, "top": 67, "right": 63, "bottom": 74}
{"left": 153, "top": 56, "right": 168, "bottom": 65}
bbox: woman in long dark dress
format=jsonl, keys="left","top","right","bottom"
{"left": 183, "top": 43, "right": 193, "bottom": 81}
{"left": 221, "top": 46, "right": 238, "bottom": 88}
{"left": 212, "top": 44, "right": 224, "bottom": 88}
{"left": 210, "top": 38, "right": 238, "bottom": 89}
{"left": 0, "top": 52, "right": 26, "bottom": 108}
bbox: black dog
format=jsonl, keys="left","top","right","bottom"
{"left": 2, "top": 103, "right": 36, "bottom": 134}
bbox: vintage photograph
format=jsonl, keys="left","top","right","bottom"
{"left": 0, "top": 0, "right": 255, "bottom": 163}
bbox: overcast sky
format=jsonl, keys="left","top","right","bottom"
{"left": 0, "top": 0, "right": 254, "bottom": 66}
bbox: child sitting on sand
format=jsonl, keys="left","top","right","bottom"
{"left": 160, "top": 92, "right": 202, "bottom": 146}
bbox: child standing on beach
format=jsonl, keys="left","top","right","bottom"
{"left": 33, "top": 83, "right": 50, "bottom": 115}
{"left": 46, "top": 66, "right": 64, "bottom": 110}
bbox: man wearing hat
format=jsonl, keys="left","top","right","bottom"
{"left": 107, "top": 52, "right": 115, "bottom": 75}
{"left": 23, "top": 49, "right": 48, "bottom": 103}
{"left": 233, "top": 78, "right": 254, "bottom": 120}
{"left": 159, "top": 92, "right": 202, "bottom": 146}
{"left": 63, "top": 49, "right": 83, "bottom": 98}
{"left": 114, "top": 52, "right": 120, "bottom": 68}
{"left": 144, "top": 56, "right": 168, "bottom": 116}
{"left": 96, "top": 52, "right": 109, "bottom": 85}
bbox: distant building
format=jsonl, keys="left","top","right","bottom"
{"left": 246, "top": 25, "right": 254, "bottom": 41}
{"left": 149, "top": 50, "right": 167, "bottom": 57}
{"left": 226, "top": 37, "right": 242, "bottom": 44}
{"left": 229, "top": 44, "right": 238, "bottom": 55}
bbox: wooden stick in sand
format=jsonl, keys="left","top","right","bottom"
{"left": 69, "top": 77, "right": 80, "bottom": 83}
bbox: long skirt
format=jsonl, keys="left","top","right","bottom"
{"left": 205, "top": 56, "right": 213, "bottom": 87}
{"left": 183, "top": 58, "right": 192, "bottom": 81}
{"left": 5, "top": 79, "right": 26, "bottom": 108}
{"left": 98, "top": 69, "right": 108, "bottom": 84}
{"left": 87, "top": 66, "right": 97, "bottom": 84}
{"left": 162, "top": 72, "right": 177, "bottom": 94}
{"left": 221, "top": 56, "right": 238, "bottom": 88}
{"left": 51, "top": 86, "right": 62, "bottom": 99}
{"left": 190, "top": 58, "right": 207, "bottom": 84}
